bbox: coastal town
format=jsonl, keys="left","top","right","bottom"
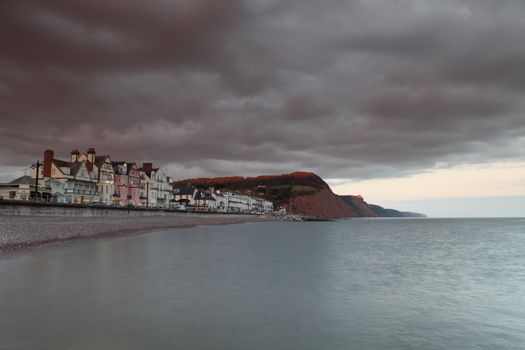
{"left": 0, "top": 148, "right": 277, "bottom": 215}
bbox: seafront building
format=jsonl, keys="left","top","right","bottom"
{"left": 0, "top": 176, "right": 38, "bottom": 201}
{"left": 1, "top": 147, "right": 277, "bottom": 213}
{"left": 112, "top": 162, "right": 141, "bottom": 206}
{"left": 193, "top": 189, "right": 217, "bottom": 210}
{"left": 139, "top": 163, "right": 172, "bottom": 208}
{"left": 77, "top": 149, "right": 115, "bottom": 205}
{"left": 171, "top": 186, "right": 274, "bottom": 214}
{"left": 27, "top": 149, "right": 100, "bottom": 204}
{"left": 171, "top": 186, "right": 198, "bottom": 207}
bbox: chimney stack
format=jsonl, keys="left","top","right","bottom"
{"left": 87, "top": 147, "right": 96, "bottom": 164}
{"left": 86, "top": 148, "right": 96, "bottom": 172}
{"left": 142, "top": 163, "right": 153, "bottom": 170}
{"left": 43, "top": 149, "right": 54, "bottom": 177}
{"left": 71, "top": 149, "right": 80, "bottom": 162}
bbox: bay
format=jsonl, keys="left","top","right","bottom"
{"left": 1, "top": 218, "right": 524, "bottom": 350}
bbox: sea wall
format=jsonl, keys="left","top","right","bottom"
{"left": 0, "top": 200, "right": 251, "bottom": 218}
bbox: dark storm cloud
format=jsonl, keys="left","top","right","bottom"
{"left": 1, "top": 0, "right": 524, "bottom": 181}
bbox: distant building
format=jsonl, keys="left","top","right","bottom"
{"left": 224, "top": 192, "right": 251, "bottom": 212}
{"left": 193, "top": 189, "right": 216, "bottom": 210}
{"left": 211, "top": 190, "right": 229, "bottom": 211}
{"left": 250, "top": 196, "right": 274, "bottom": 213}
{"left": 210, "top": 189, "right": 274, "bottom": 213}
{"left": 171, "top": 186, "right": 197, "bottom": 207}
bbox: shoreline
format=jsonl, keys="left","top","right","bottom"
{"left": 0, "top": 213, "right": 275, "bottom": 253}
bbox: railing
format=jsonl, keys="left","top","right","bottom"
{"left": 64, "top": 189, "right": 100, "bottom": 195}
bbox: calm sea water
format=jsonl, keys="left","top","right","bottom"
{"left": 1, "top": 218, "right": 524, "bottom": 350}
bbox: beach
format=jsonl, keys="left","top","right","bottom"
{"left": 0, "top": 213, "right": 274, "bottom": 251}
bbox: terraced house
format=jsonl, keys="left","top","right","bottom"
{"left": 112, "top": 161, "right": 141, "bottom": 206}
{"left": 139, "top": 163, "right": 172, "bottom": 208}
{"left": 76, "top": 148, "right": 115, "bottom": 205}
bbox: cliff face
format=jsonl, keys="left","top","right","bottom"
{"left": 175, "top": 172, "right": 357, "bottom": 219}
{"left": 285, "top": 188, "right": 358, "bottom": 219}
{"left": 339, "top": 195, "right": 377, "bottom": 217}
{"left": 368, "top": 204, "right": 405, "bottom": 217}
{"left": 367, "top": 204, "right": 427, "bottom": 218}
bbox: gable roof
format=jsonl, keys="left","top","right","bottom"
{"left": 69, "top": 162, "right": 83, "bottom": 176}
{"left": 174, "top": 186, "right": 196, "bottom": 196}
{"left": 9, "top": 175, "right": 35, "bottom": 185}
{"left": 52, "top": 159, "right": 72, "bottom": 168}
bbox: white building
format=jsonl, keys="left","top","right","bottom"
{"left": 77, "top": 148, "right": 115, "bottom": 205}
{"left": 210, "top": 189, "right": 274, "bottom": 214}
{"left": 171, "top": 186, "right": 197, "bottom": 207}
{"left": 139, "top": 163, "right": 172, "bottom": 208}
{"left": 0, "top": 176, "right": 37, "bottom": 201}
{"left": 211, "top": 190, "right": 229, "bottom": 211}
{"left": 193, "top": 189, "right": 216, "bottom": 210}
{"left": 30, "top": 149, "right": 100, "bottom": 204}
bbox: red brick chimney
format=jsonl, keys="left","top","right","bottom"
{"left": 43, "top": 149, "right": 54, "bottom": 177}
{"left": 86, "top": 148, "right": 96, "bottom": 171}
{"left": 87, "top": 148, "right": 96, "bottom": 163}
{"left": 142, "top": 163, "right": 153, "bottom": 170}
{"left": 71, "top": 149, "right": 80, "bottom": 162}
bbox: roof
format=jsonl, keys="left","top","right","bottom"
{"left": 112, "top": 161, "right": 127, "bottom": 174}
{"left": 9, "top": 175, "right": 35, "bottom": 185}
{"left": 112, "top": 161, "right": 139, "bottom": 175}
{"left": 174, "top": 186, "right": 196, "bottom": 195}
{"left": 69, "top": 162, "right": 82, "bottom": 176}
{"left": 94, "top": 155, "right": 109, "bottom": 167}
{"left": 139, "top": 168, "right": 153, "bottom": 177}
{"left": 52, "top": 159, "right": 72, "bottom": 168}
{"left": 194, "top": 190, "right": 216, "bottom": 200}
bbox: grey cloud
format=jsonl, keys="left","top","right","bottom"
{"left": 1, "top": 0, "right": 525, "bottom": 182}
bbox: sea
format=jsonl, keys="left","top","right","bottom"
{"left": 1, "top": 218, "right": 524, "bottom": 350}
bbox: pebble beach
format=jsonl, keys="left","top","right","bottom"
{"left": 0, "top": 213, "right": 273, "bottom": 251}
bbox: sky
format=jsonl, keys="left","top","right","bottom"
{"left": 0, "top": 0, "right": 524, "bottom": 216}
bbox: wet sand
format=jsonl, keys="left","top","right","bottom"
{"left": 0, "top": 213, "right": 274, "bottom": 252}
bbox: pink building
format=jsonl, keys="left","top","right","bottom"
{"left": 112, "top": 162, "right": 141, "bottom": 206}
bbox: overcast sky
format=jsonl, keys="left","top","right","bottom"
{"left": 1, "top": 0, "right": 524, "bottom": 215}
